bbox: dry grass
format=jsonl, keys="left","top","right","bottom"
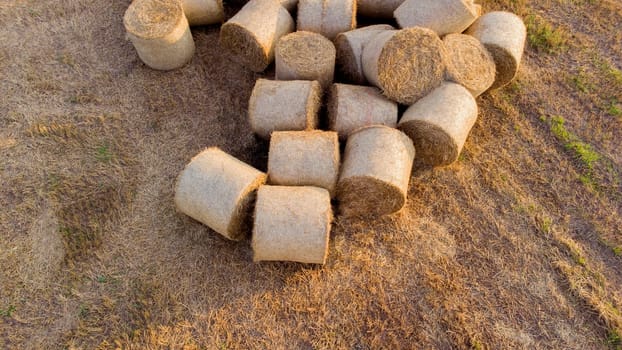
{"left": 1, "top": 0, "right": 621, "bottom": 349}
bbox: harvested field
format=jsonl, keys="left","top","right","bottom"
{"left": 0, "top": 0, "right": 621, "bottom": 349}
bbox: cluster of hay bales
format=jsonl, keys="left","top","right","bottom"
{"left": 124, "top": 0, "right": 526, "bottom": 264}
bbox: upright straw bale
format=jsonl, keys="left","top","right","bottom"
{"left": 249, "top": 79, "right": 322, "bottom": 139}
{"left": 181, "top": 0, "right": 224, "bottom": 26}
{"left": 267, "top": 131, "right": 340, "bottom": 196}
{"left": 394, "top": 0, "right": 481, "bottom": 36}
{"left": 328, "top": 84, "right": 398, "bottom": 139}
{"left": 337, "top": 126, "right": 415, "bottom": 217}
{"left": 220, "top": 0, "right": 294, "bottom": 72}
{"left": 297, "top": 0, "right": 357, "bottom": 40}
{"left": 398, "top": 82, "right": 477, "bottom": 166}
{"left": 362, "top": 27, "right": 447, "bottom": 105}
{"left": 252, "top": 186, "right": 332, "bottom": 264}
{"left": 443, "top": 33, "right": 496, "bottom": 97}
{"left": 466, "top": 11, "right": 526, "bottom": 89}
{"left": 357, "top": 0, "right": 404, "bottom": 18}
{"left": 275, "top": 31, "right": 336, "bottom": 89}
{"left": 123, "top": 0, "right": 195, "bottom": 70}
{"left": 174, "top": 148, "right": 267, "bottom": 241}
{"left": 335, "top": 24, "right": 394, "bottom": 84}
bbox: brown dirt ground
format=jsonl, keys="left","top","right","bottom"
{"left": 1, "top": 0, "right": 621, "bottom": 349}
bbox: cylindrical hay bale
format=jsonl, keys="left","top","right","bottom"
{"left": 337, "top": 125, "right": 415, "bottom": 217}
{"left": 443, "top": 33, "right": 496, "bottom": 97}
{"left": 249, "top": 79, "right": 322, "bottom": 139}
{"left": 181, "top": 0, "right": 224, "bottom": 26}
{"left": 268, "top": 131, "right": 340, "bottom": 196}
{"left": 394, "top": 0, "right": 481, "bottom": 36}
{"left": 280, "top": 0, "right": 298, "bottom": 12}
{"left": 174, "top": 148, "right": 267, "bottom": 241}
{"left": 357, "top": 0, "right": 404, "bottom": 18}
{"left": 398, "top": 82, "right": 477, "bottom": 166}
{"left": 362, "top": 28, "right": 447, "bottom": 105}
{"left": 275, "top": 31, "right": 336, "bottom": 89}
{"left": 297, "top": 0, "right": 357, "bottom": 41}
{"left": 335, "top": 24, "right": 394, "bottom": 84}
{"left": 252, "top": 186, "right": 332, "bottom": 264}
{"left": 328, "top": 84, "right": 398, "bottom": 139}
{"left": 466, "top": 11, "right": 527, "bottom": 89}
{"left": 220, "top": 0, "right": 294, "bottom": 72}
{"left": 123, "top": 0, "right": 195, "bottom": 70}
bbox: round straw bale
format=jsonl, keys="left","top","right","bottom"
{"left": 181, "top": 0, "right": 224, "bottom": 26}
{"left": 297, "top": 0, "right": 357, "bottom": 41}
{"left": 362, "top": 27, "right": 447, "bottom": 105}
{"left": 466, "top": 11, "right": 527, "bottom": 89}
{"left": 280, "top": 0, "right": 298, "bottom": 12}
{"left": 220, "top": 0, "right": 294, "bottom": 72}
{"left": 443, "top": 33, "right": 496, "bottom": 97}
{"left": 328, "top": 84, "right": 398, "bottom": 140}
{"left": 398, "top": 82, "right": 477, "bottom": 166}
{"left": 252, "top": 186, "right": 332, "bottom": 264}
{"left": 268, "top": 131, "right": 340, "bottom": 196}
{"left": 394, "top": 0, "right": 481, "bottom": 36}
{"left": 174, "top": 148, "right": 267, "bottom": 241}
{"left": 335, "top": 24, "right": 394, "bottom": 84}
{"left": 357, "top": 0, "right": 404, "bottom": 18}
{"left": 337, "top": 125, "right": 415, "bottom": 217}
{"left": 275, "top": 31, "right": 336, "bottom": 89}
{"left": 249, "top": 79, "right": 322, "bottom": 139}
{"left": 123, "top": 0, "right": 195, "bottom": 70}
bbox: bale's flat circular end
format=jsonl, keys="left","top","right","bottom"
{"left": 276, "top": 31, "right": 336, "bottom": 87}
{"left": 337, "top": 176, "right": 406, "bottom": 217}
{"left": 399, "top": 120, "right": 459, "bottom": 166}
{"left": 443, "top": 33, "right": 496, "bottom": 96}
{"left": 277, "top": 31, "right": 335, "bottom": 67}
{"left": 485, "top": 43, "right": 519, "bottom": 89}
{"left": 377, "top": 27, "right": 446, "bottom": 105}
{"left": 124, "top": 0, "right": 183, "bottom": 39}
{"left": 220, "top": 22, "right": 268, "bottom": 72}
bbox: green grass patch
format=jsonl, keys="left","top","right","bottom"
{"left": 607, "top": 329, "right": 621, "bottom": 349}
{"left": 607, "top": 101, "right": 622, "bottom": 118}
{"left": 96, "top": 144, "right": 113, "bottom": 162}
{"left": 544, "top": 116, "right": 603, "bottom": 187}
{"left": 0, "top": 305, "right": 15, "bottom": 317}
{"left": 539, "top": 216, "right": 553, "bottom": 234}
{"left": 79, "top": 304, "right": 89, "bottom": 318}
{"left": 613, "top": 246, "right": 622, "bottom": 256}
{"left": 569, "top": 70, "right": 595, "bottom": 93}
{"left": 567, "top": 142, "right": 600, "bottom": 170}
{"left": 550, "top": 116, "right": 572, "bottom": 142}
{"left": 526, "top": 15, "right": 568, "bottom": 54}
